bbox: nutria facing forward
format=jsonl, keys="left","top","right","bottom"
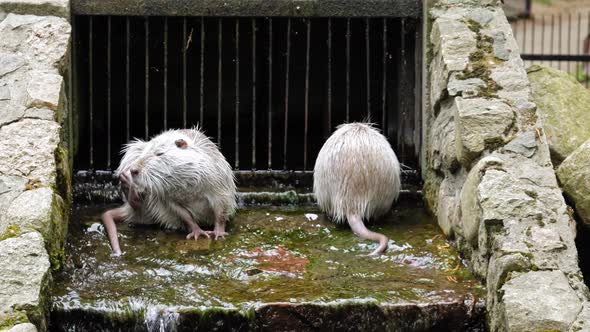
{"left": 101, "top": 127, "right": 237, "bottom": 255}
{"left": 313, "top": 123, "right": 401, "bottom": 256}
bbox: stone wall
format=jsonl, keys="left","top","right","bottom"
{"left": 0, "top": 1, "right": 70, "bottom": 331}
{"left": 423, "top": 0, "right": 590, "bottom": 330}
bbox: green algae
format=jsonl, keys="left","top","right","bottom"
{"left": 52, "top": 203, "right": 483, "bottom": 311}
{"left": 0, "top": 224, "right": 21, "bottom": 241}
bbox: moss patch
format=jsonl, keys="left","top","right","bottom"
{"left": 0, "top": 310, "right": 29, "bottom": 330}
{"left": 456, "top": 20, "right": 504, "bottom": 98}
{"left": 0, "top": 224, "right": 22, "bottom": 241}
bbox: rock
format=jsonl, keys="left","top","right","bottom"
{"left": 557, "top": 138, "right": 590, "bottom": 226}
{"left": 0, "top": 101, "right": 25, "bottom": 127}
{"left": 459, "top": 156, "right": 504, "bottom": 245}
{"left": 1, "top": 187, "right": 53, "bottom": 238}
{"left": 0, "top": 86, "right": 10, "bottom": 100}
{"left": 490, "top": 31, "right": 510, "bottom": 61}
{"left": 0, "top": 119, "right": 60, "bottom": 186}
{"left": 0, "top": 14, "right": 70, "bottom": 72}
{"left": 569, "top": 302, "right": 590, "bottom": 332}
{"left": 490, "top": 57, "right": 530, "bottom": 104}
{"left": 528, "top": 65, "right": 590, "bottom": 163}
{"left": 23, "top": 107, "right": 54, "bottom": 121}
{"left": 25, "top": 71, "right": 62, "bottom": 110}
{"left": 500, "top": 271, "right": 582, "bottom": 331}
{"left": 0, "top": 176, "right": 27, "bottom": 229}
{"left": 503, "top": 130, "right": 537, "bottom": 158}
{"left": 0, "top": 232, "right": 50, "bottom": 330}
{"left": 437, "top": 178, "right": 459, "bottom": 236}
{"left": 0, "top": 52, "right": 25, "bottom": 78}
{"left": 430, "top": 18, "right": 477, "bottom": 105}
{"left": 447, "top": 75, "right": 485, "bottom": 97}
{"left": 429, "top": 99, "right": 458, "bottom": 172}
{"left": 454, "top": 97, "right": 515, "bottom": 165}
{"left": 4, "top": 323, "right": 37, "bottom": 332}
{"left": 0, "top": 0, "right": 69, "bottom": 19}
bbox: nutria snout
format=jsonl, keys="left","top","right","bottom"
{"left": 313, "top": 122, "right": 401, "bottom": 256}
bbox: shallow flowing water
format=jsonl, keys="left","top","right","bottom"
{"left": 50, "top": 201, "right": 485, "bottom": 331}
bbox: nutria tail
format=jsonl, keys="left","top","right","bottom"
{"left": 347, "top": 215, "right": 388, "bottom": 256}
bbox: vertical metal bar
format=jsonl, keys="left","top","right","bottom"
{"left": 551, "top": 14, "right": 555, "bottom": 67}
{"left": 382, "top": 18, "right": 387, "bottom": 131}
{"left": 531, "top": 15, "right": 535, "bottom": 65}
{"left": 267, "top": 18, "right": 273, "bottom": 169}
{"left": 399, "top": 18, "right": 407, "bottom": 163}
{"left": 365, "top": 18, "right": 371, "bottom": 118}
{"left": 283, "top": 18, "right": 291, "bottom": 170}
{"left": 303, "top": 19, "right": 311, "bottom": 170}
{"left": 568, "top": 12, "right": 572, "bottom": 73}
{"left": 541, "top": 16, "right": 545, "bottom": 67}
{"left": 125, "top": 17, "right": 130, "bottom": 142}
{"left": 145, "top": 17, "right": 149, "bottom": 139}
{"left": 327, "top": 18, "right": 332, "bottom": 131}
{"left": 252, "top": 19, "right": 257, "bottom": 169}
{"left": 235, "top": 19, "right": 240, "bottom": 169}
{"left": 217, "top": 19, "right": 222, "bottom": 145}
{"left": 107, "top": 17, "right": 112, "bottom": 169}
{"left": 586, "top": 12, "right": 590, "bottom": 87}
{"left": 576, "top": 13, "right": 582, "bottom": 78}
{"left": 89, "top": 17, "right": 94, "bottom": 168}
{"left": 559, "top": 14, "right": 562, "bottom": 71}
{"left": 182, "top": 18, "right": 187, "bottom": 127}
{"left": 164, "top": 17, "right": 168, "bottom": 130}
{"left": 346, "top": 18, "right": 350, "bottom": 122}
{"left": 200, "top": 18, "right": 205, "bottom": 125}
{"left": 522, "top": 16, "right": 527, "bottom": 54}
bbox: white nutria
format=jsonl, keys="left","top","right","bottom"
{"left": 313, "top": 122, "right": 401, "bottom": 256}
{"left": 101, "top": 127, "right": 237, "bottom": 255}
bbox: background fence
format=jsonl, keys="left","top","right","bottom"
{"left": 510, "top": 9, "right": 590, "bottom": 87}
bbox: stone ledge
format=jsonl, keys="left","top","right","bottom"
{"left": 0, "top": 232, "right": 50, "bottom": 331}
{"left": 0, "top": 1, "right": 69, "bottom": 20}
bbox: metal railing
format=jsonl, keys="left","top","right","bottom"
{"left": 510, "top": 10, "right": 590, "bottom": 87}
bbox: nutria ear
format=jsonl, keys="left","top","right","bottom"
{"left": 175, "top": 139, "right": 188, "bottom": 149}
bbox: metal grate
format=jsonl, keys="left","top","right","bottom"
{"left": 72, "top": 16, "right": 422, "bottom": 173}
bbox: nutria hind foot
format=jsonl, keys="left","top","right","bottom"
{"left": 347, "top": 214, "right": 389, "bottom": 256}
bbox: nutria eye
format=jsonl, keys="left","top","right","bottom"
{"left": 155, "top": 151, "right": 164, "bottom": 156}
{"left": 175, "top": 139, "right": 188, "bottom": 149}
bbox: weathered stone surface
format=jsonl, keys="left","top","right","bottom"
{"left": 0, "top": 119, "right": 59, "bottom": 186}
{"left": 437, "top": 178, "right": 459, "bottom": 236}
{"left": 0, "top": 0, "right": 69, "bottom": 19}
{"left": 429, "top": 99, "right": 458, "bottom": 172}
{"left": 0, "top": 101, "right": 25, "bottom": 127}
{"left": 0, "top": 14, "right": 70, "bottom": 72}
{"left": 459, "top": 156, "right": 503, "bottom": 245}
{"left": 0, "top": 176, "right": 27, "bottom": 233}
{"left": 528, "top": 65, "right": 590, "bottom": 163}
{"left": 25, "top": 71, "right": 62, "bottom": 110}
{"left": 454, "top": 97, "right": 515, "bottom": 165}
{"left": 0, "top": 52, "right": 25, "bottom": 78}
{"left": 23, "top": 107, "right": 54, "bottom": 121}
{"left": 503, "top": 130, "right": 537, "bottom": 158}
{"left": 5, "top": 323, "right": 38, "bottom": 332}
{"left": 1, "top": 188, "right": 53, "bottom": 237}
{"left": 447, "top": 75, "right": 485, "bottom": 98}
{"left": 501, "top": 271, "right": 582, "bottom": 331}
{"left": 570, "top": 302, "right": 590, "bottom": 332}
{"left": 490, "top": 57, "right": 529, "bottom": 104}
{"left": 558, "top": 138, "right": 590, "bottom": 226}
{"left": 0, "top": 232, "right": 50, "bottom": 330}
{"left": 430, "top": 18, "right": 477, "bottom": 105}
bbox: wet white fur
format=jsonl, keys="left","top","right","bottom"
{"left": 313, "top": 123, "right": 401, "bottom": 223}
{"left": 116, "top": 127, "right": 237, "bottom": 230}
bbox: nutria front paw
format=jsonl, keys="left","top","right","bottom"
{"left": 186, "top": 229, "right": 210, "bottom": 240}
{"left": 206, "top": 230, "right": 229, "bottom": 240}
